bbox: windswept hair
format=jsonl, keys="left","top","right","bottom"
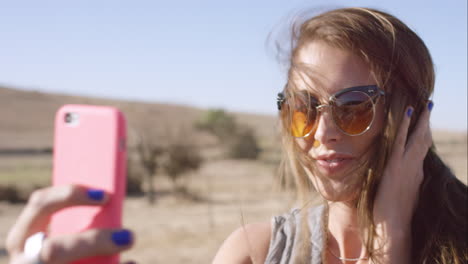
{"left": 275, "top": 7, "right": 467, "bottom": 264}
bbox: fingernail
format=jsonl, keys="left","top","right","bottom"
{"left": 87, "top": 189, "right": 105, "bottom": 201}
{"left": 406, "top": 108, "right": 413, "bottom": 117}
{"left": 112, "top": 230, "right": 132, "bottom": 246}
{"left": 428, "top": 101, "right": 434, "bottom": 111}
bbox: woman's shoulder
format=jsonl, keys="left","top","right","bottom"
{"left": 212, "top": 205, "right": 326, "bottom": 264}
{"left": 212, "top": 221, "right": 271, "bottom": 264}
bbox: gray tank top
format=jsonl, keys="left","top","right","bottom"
{"left": 264, "top": 205, "right": 326, "bottom": 264}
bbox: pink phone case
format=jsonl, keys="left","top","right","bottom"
{"left": 49, "top": 104, "right": 127, "bottom": 264}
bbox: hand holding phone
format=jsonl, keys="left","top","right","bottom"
{"left": 6, "top": 185, "right": 134, "bottom": 264}
{"left": 49, "top": 104, "right": 127, "bottom": 264}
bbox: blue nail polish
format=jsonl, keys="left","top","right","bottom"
{"left": 428, "top": 101, "right": 434, "bottom": 111}
{"left": 406, "top": 108, "right": 413, "bottom": 117}
{"left": 87, "top": 189, "right": 104, "bottom": 201}
{"left": 112, "top": 230, "right": 132, "bottom": 246}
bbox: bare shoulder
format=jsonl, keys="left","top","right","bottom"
{"left": 212, "top": 221, "right": 271, "bottom": 264}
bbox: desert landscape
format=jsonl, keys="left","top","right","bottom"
{"left": 0, "top": 86, "right": 466, "bottom": 264}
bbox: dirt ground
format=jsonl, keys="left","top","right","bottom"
{"left": 0, "top": 159, "right": 295, "bottom": 264}
{"left": 0, "top": 132, "right": 466, "bottom": 264}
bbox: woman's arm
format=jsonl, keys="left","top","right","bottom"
{"left": 212, "top": 222, "right": 271, "bottom": 264}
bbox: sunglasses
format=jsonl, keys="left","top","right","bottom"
{"left": 277, "top": 85, "right": 385, "bottom": 137}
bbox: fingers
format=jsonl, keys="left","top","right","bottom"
{"left": 6, "top": 185, "right": 109, "bottom": 256}
{"left": 40, "top": 229, "right": 134, "bottom": 264}
{"left": 393, "top": 106, "right": 413, "bottom": 156}
{"left": 405, "top": 101, "right": 433, "bottom": 159}
{"left": 28, "top": 184, "right": 109, "bottom": 215}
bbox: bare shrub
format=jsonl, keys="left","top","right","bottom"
{"left": 196, "top": 108, "right": 261, "bottom": 160}
{"left": 0, "top": 184, "right": 22, "bottom": 203}
{"left": 126, "top": 157, "right": 144, "bottom": 196}
{"left": 131, "top": 122, "right": 205, "bottom": 203}
{"left": 162, "top": 142, "right": 203, "bottom": 193}
{"left": 132, "top": 126, "right": 164, "bottom": 204}
{"left": 227, "top": 127, "right": 261, "bottom": 160}
{"left": 195, "top": 109, "right": 237, "bottom": 142}
{"left": 0, "top": 184, "right": 41, "bottom": 203}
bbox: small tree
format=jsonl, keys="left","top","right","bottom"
{"left": 162, "top": 142, "right": 203, "bottom": 193}
{"left": 134, "top": 129, "right": 164, "bottom": 204}
{"left": 196, "top": 108, "right": 261, "bottom": 160}
{"left": 0, "top": 184, "right": 22, "bottom": 203}
{"left": 126, "top": 156, "right": 144, "bottom": 196}
{"left": 195, "top": 109, "right": 237, "bottom": 141}
{"left": 227, "top": 128, "right": 261, "bottom": 160}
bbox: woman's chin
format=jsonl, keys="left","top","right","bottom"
{"left": 310, "top": 174, "right": 360, "bottom": 202}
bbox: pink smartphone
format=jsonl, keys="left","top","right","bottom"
{"left": 49, "top": 104, "right": 127, "bottom": 264}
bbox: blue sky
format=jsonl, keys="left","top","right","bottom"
{"left": 0, "top": 0, "right": 466, "bottom": 131}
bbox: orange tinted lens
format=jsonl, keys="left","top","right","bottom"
{"left": 333, "top": 91, "right": 374, "bottom": 135}
{"left": 291, "top": 104, "right": 316, "bottom": 137}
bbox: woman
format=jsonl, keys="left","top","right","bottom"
{"left": 212, "top": 7, "right": 467, "bottom": 264}
{"left": 6, "top": 7, "right": 467, "bottom": 264}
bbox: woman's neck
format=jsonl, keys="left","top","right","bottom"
{"left": 326, "top": 201, "right": 368, "bottom": 261}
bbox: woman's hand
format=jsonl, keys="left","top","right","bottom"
{"left": 6, "top": 185, "right": 135, "bottom": 264}
{"left": 373, "top": 102, "right": 433, "bottom": 263}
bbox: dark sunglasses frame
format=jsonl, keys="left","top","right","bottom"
{"left": 277, "top": 85, "right": 385, "bottom": 136}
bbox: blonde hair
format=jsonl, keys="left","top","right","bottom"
{"left": 277, "top": 7, "right": 467, "bottom": 263}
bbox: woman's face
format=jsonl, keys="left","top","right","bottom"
{"left": 293, "top": 41, "right": 385, "bottom": 202}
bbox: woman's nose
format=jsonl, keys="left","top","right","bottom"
{"left": 313, "top": 109, "right": 343, "bottom": 145}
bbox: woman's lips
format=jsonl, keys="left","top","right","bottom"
{"left": 315, "top": 158, "right": 354, "bottom": 175}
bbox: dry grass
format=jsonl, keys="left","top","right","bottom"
{"left": 0, "top": 87, "right": 466, "bottom": 263}
{"left": 120, "top": 159, "right": 294, "bottom": 263}
{"left": 0, "top": 159, "right": 293, "bottom": 264}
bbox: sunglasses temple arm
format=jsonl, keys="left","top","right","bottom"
{"left": 277, "top": 92, "right": 285, "bottom": 110}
